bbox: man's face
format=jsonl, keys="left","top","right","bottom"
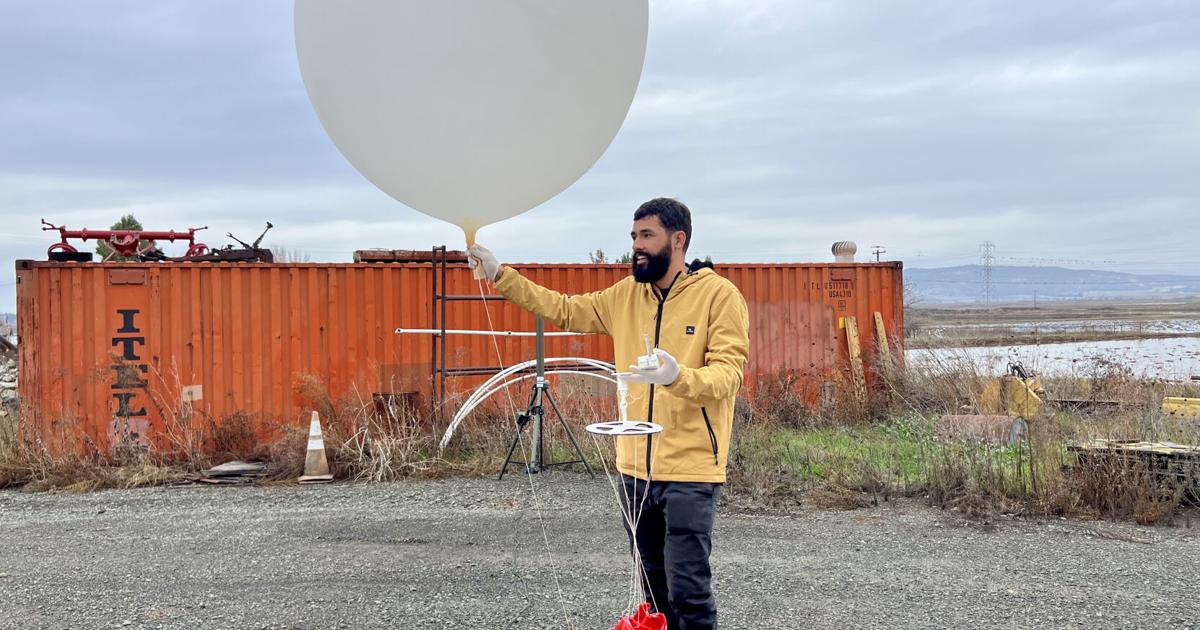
{"left": 630, "top": 216, "right": 673, "bottom": 283}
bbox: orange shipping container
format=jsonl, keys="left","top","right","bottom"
{"left": 14, "top": 259, "right": 903, "bottom": 453}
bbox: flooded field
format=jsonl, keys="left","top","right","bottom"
{"left": 923, "top": 318, "right": 1200, "bottom": 337}
{"left": 906, "top": 304, "right": 1200, "bottom": 380}
{"left": 907, "top": 335, "right": 1200, "bottom": 381}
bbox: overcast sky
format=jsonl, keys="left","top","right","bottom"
{"left": 2, "top": 0, "right": 1198, "bottom": 311}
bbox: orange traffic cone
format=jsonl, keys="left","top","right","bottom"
{"left": 298, "top": 411, "right": 333, "bottom": 484}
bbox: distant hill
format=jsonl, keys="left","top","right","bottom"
{"left": 906, "top": 265, "right": 1200, "bottom": 304}
{"left": 1, "top": 313, "right": 13, "bottom": 326}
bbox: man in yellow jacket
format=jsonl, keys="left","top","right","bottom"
{"left": 469, "top": 197, "right": 749, "bottom": 630}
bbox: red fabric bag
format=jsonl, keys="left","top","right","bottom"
{"left": 614, "top": 602, "right": 666, "bottom": 630}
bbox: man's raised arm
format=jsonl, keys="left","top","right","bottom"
{"left": 469, "top": 243, "right": 614, "bottom": 335}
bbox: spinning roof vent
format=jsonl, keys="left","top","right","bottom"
{"left": 832, "top": 241, "right": 857, "bottom": 263}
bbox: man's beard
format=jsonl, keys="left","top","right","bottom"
{"left": 631, "top": 246, "right": 672, "bottom": 283}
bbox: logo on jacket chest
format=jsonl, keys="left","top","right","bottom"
{"left": 685, "top": 325, "right": 696, "bottom": 335}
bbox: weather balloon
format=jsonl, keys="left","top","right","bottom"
{"left": 294, "top": 0, "right": 648, "bottom": 244}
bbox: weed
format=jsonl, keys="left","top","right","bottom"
{"left": 4, "top": 353, "right": 1198, "bottom": 529}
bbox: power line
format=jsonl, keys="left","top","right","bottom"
{"left": 980, "top": 241, "right": 996, "bottom": 308}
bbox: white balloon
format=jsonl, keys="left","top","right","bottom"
{"left": 294, "top": 0, "right": 648, "bottom": 242}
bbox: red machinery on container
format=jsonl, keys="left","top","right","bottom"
{"left": 42, "top": 219, "right": 210, "bottom": 262}
{"left": 41, "top": 219, "right": 277, "bottom": 263}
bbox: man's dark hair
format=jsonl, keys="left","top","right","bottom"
{"left": 633, "top": 197, "right": 692, "bottom": 252}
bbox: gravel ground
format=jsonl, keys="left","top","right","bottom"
{"left": 1, "top": 474, "right": 1198, "bottom": 629}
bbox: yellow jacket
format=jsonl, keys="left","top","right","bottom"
{"left": 494, "top": 265, "right": 750, "bottom": 483}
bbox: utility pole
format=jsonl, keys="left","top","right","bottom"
{"left": 980, "top": 240, "right": 996, "bottom": 308}
{"left": 871, "top": 245, "right": 886, "bottom": 262}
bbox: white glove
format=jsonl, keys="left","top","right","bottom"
{"left": 625, "top": 348, "right": 680, "bottom": 387}
{"left": 467, "top": 243, "right": 501, "bottom": 282}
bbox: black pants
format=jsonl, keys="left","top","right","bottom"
{"left": 619, "top": 474, "right": 721, "bottom": 630}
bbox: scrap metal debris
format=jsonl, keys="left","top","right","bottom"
{"left": 1070, "top": 439, "right": 1200, "bottom": 458}
{"left": 0, "top": 355, "right": 16, "bottom": 421}
{"left": 175, "top": 222, "right": 275, "bottom": 262}
{"left": 353, "top": 248, "right": 468, "bottom": 263}
{"left": 935, "top": 414, "right": 1028, "bottom": 447}
{"left": 1068, "top": 439, "right": 1200, "bottom": 504}
{"left": 1162, "top": 397, "right": 1200, "bottom": 419}
{"left": 975, "top": 362, "right": 1044, "bottom": 417}
{"left": 198, "top": 460, "right": 267, "bottom": 485}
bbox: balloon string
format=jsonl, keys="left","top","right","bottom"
{"left": 590, "top": 432, "right": 660, "bottom": 616}
{"left": 476, "top": 276, "right": 573, "bottom": 629}
{"left": 475, "top": 265, "right": 654, "bottom": 622}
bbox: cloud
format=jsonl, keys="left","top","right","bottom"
{"left": 1, "top": 0, "right": 1199, "bottom": 313}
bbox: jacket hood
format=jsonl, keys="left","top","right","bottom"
{"left": 643, "top": 266, "right": 717, "bottom": 302}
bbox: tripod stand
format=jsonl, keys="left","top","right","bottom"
{"left": 498, "top": 317, "right": 595, "bottom": 480}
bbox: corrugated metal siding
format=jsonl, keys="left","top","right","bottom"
{"left": 719, "top": 263, "right": 904, "bottom": 403}
{"left": 15, "top": 260, "right": 902, "bottom": 452}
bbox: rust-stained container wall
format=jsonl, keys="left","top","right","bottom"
{"left": 15, "top": 260, "right": 902, "bottom": 453}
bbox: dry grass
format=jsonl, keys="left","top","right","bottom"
{"left": 719, "top": 349, "right": 1200, "bottom": 526}
{"left": 0, "top": 412, "right": 188, "bottom": 492}
{"left": 3, "top": 354, "right": 1199, "bottom": 529}
{"left": 2, "top": 370, "right": 501, "bottom": 490}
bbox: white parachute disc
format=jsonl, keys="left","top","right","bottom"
{"left": 585, "top": 421, "right": 663, "bottom": 436}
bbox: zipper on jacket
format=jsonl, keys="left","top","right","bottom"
{"left": 701, "top": 406, "right": 718, "bottom": 465}
{"left": 644, "top": 271, "right": 681, "bottom": 479}
{"left": 645, "top": 271, "right": 681, "bottom": 426}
